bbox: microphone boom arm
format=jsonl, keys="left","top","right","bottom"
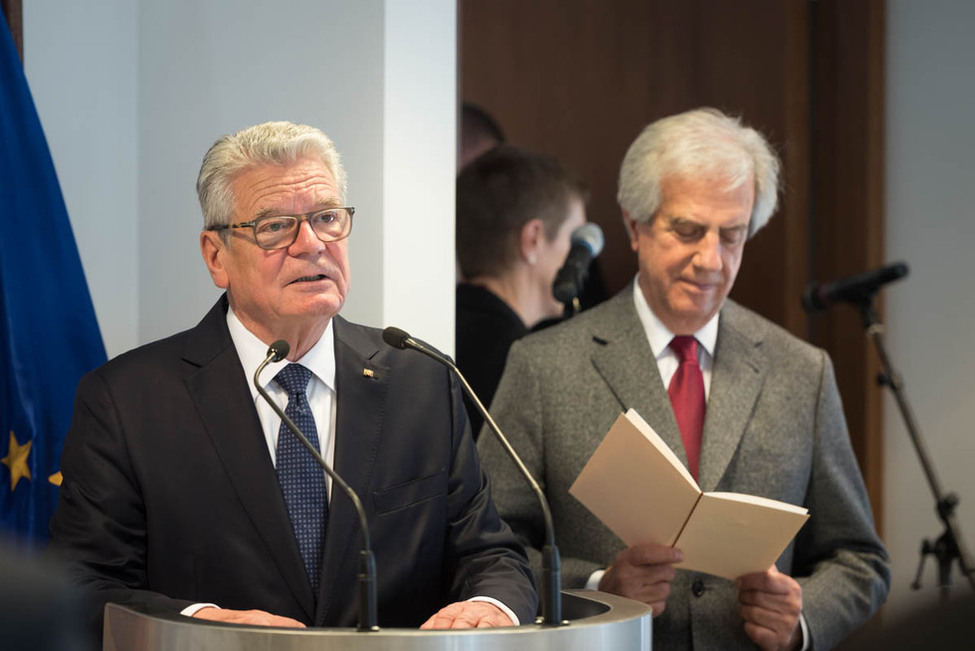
{"left": 393, "top": 334, "right": 565, "bottom": 626}
{"left": 254, "top": 352, "right": 379, "bottom": 631}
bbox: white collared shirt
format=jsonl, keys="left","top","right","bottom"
{"left": 631, "top": 279, "right": 718, "bottom": 399}
{"left": 226, "top": 307, "right": 338, "bottom": 499}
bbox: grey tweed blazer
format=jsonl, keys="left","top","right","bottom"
{"left": 477, "top": 286, "right": 890, "bottom": 650}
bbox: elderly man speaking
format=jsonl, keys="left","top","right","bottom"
{"left": 478, "top": 108, "right": 889, "bottom": 651}
{"left": 51, "top": 121, "right": 536, "bottom": 638}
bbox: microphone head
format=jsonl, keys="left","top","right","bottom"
{"left": 571, "top": 223, "right": 604, "bottom": 256}
{"left": 884, "top": 261, "right": 910, "bottom": 283}
{"left": 268, "top": 340, "right": 290, "bottom": 362}
{"left": 800, "top": 284, "right": 824, "bottom": 313}
{"left": 382, "top": 326, "right": 412, "bottom": 350}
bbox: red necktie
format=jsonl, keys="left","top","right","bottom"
{"left": 668, "top": 336, "right": 705, "bottom": 481}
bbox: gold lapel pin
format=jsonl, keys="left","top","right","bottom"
{"left": 362, "top": 368, "right": 375, "bottom": 378}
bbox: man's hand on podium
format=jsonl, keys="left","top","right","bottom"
{"left": 598, "top": 542, "right": 683, "bottom": 617}
{"left": 193, "top": 607, "right": 306, "bottom": 628}
{"left": 420, "top": 601, "right": 514, "bottom": 629}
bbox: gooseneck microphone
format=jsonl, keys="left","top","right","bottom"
{"left": 254, "top": 340, "right": 378, "bottom": 632}
{"left": 553, "top": 223, "right": 605, "bottom": 304}
{"left": 802, "top": 261, "right": 909, "bottom": 312}
{"left": 381, "top": 327, "right": 564, "bottom": 626}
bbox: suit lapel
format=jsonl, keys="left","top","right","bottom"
{"left": 589, "top": 290, "right": 689, "bottom": 469}
{"left": 317, "top": 317, "right": 386, "bottom": 625}
{"left": 183, "top": 297, "right": 315, "bottom": 620}
{"left": 698, "top": 303, "right": 768, "bottom": 491}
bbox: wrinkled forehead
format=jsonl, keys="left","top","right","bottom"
{"left": 231, "top": 158, "right": 343, "bottom": 216}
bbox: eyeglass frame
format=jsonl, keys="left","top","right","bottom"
{"left": 207, "top": 206, "right": 355, "bottom": 250}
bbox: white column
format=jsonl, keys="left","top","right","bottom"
{"left": 380, "top": 0, "right": 457, "bottom": 353}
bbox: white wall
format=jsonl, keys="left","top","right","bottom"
{"left": 885, "top": 0, "right": 975, "bottom": 615}
{"left": 24, "top": 0, "right": 138, "bottom": 358}
{"left": 24, "top": 0, "right": 456, "bottom": 359}
{"left": 381, "top": 2, "right": 457, "bottom": 346}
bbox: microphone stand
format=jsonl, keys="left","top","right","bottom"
{"left": 254, "top": 350, "right": 379, "bottom": 631}
{"left": 461, "top": 365, "right": 565, "bottom": 626}
{"left": 386, "top": 330, "right": 565, "bottom": 626}
{"left": 561, "top": 296, "right": 582, "bottom": 319}
{"left": 856, "top": 296, "right": 975, "bottom": 599}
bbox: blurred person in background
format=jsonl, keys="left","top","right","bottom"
{"left": 459, "top": 102, "right": 505, "bottom": 169}
{"left": 456, "top": 145, "right": 587, "bottom": 437}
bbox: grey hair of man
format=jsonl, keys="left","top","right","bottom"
{"left": 617, "top": 107, "right": 781, "bottom": 239}
{"left": 197, "top": 121, "right": 348, "bottom": 240}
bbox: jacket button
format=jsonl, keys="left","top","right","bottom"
{"left": 691, "top": 579, "right": 705, "bottom": 597}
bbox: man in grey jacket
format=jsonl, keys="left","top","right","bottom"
{"left": 478, "top": 108, "right": 889, "bottom": 650}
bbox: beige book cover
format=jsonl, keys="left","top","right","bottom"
{"left": 569, "top": 409, "right": 809, "bottom": 580}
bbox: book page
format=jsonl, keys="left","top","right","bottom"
{"left": 704, "top": 491, "right": 809, "bottom": 515}
{"left": 674, "top": 492, "right": 810, "bottom": 580}
{"left": 625, "top": 407, "right": 698, "bottom": 489}
{"left": 569, "top": 409, "right": 701, "bottom": 547}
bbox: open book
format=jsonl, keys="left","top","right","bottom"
{"left": 569, "top": 409, "right": 809, "bottom": 580}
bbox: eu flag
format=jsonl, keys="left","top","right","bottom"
{"left": 0, "top": 12, "right": 107, "bottom": 545}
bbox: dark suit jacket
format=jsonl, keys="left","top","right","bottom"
{"left": 478, "top": 287, "right": 890, "bottom": 650}
{"left": 50, "top": 296, "right": 536, "bottom": 634}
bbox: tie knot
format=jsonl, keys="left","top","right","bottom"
{"left": 274, "top": 363, "right": 313, "bottom": 397}
{"left": 669, "top": 336, "right": 699, "bottom": 363}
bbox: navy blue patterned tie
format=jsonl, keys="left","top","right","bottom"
{"left": 274, "top": 363, "right": 327, "bottom": 593}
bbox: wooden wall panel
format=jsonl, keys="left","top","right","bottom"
{"left": 1, "top": 0, "right": 22, "bottom": 61}
{"left": 809, "top": 0, "right": 887, "bottom": 525}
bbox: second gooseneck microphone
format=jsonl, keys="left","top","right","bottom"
{"left": 254, "top": 340, "right": 378, "bottom": 632}
{"left": 553, "top": 223, "right": 605, "bottom": 304}
{"left": 802, "top": 261, "right": 909, "bottom": 312}
{"left": 381, "top": 326, "right": 565, "bottom": 626}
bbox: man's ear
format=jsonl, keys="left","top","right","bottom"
{"left": 200, "top": 230, "right": 230, "bottom": 289}
{"left": 622, "top": 209, "right": 641, "bottom": 252}
{"left": 519, "top": 218, "right": 545, "bottom": 265}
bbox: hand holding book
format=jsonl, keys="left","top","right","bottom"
{"left": 569, "top": 409, "right": 809, "bottom": 580}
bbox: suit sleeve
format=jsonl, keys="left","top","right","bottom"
{"left": 440, "top": 364, "right": 539, "bottom": 623}
{"left": 49, "top": 370, "right": 194, "bottom": 634}
{"left": 476, "top": 340, "right": 605, "bottom": 588}
{"left": 792, "top": 352, "right": 891, "bottom": 650}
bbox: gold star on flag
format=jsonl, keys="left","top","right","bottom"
{"left": 2, "top": 430, "right": 33, "bottom": 491}
{"left": 49, "top": 471, "right": 63, "bottom": 487}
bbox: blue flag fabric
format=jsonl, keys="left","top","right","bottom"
{"left": 0, "top": 13, "right": 107, "bottom": 545}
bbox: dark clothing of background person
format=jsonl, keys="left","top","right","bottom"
{"left": 455, "top": 282, "right": 528, "bottom": 437}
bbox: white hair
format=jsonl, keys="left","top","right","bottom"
{"left": 617, "top": 107, "right": 780, "bottom": 238}
{"left": 197, "top": 121, "right": 347, "bottom": 232}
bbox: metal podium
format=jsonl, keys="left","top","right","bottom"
{"left": 103, "top": 589, "right": 652, "bottom": 650}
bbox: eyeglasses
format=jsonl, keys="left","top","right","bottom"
{"left": 208, "top": 207, "right": 355, "bottom": 250}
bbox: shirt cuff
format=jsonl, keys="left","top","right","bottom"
{"left": 799, "top": 611, "right": 810, "bottom": 650}
{"left": 180, "top": 603, "right": 220, "bottom": 617}
{"left": 585, "top": 568, "right": 606, "bottom": 591}
{"left": 468, "top": 596, "right": 520, "bottom": 626}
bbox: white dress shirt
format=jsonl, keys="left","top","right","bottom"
{"left": 631, "top": 280, "right": 718, "bottom": 398}
{"left": 227, "top": 308, "right": 337, "bottom": 498}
